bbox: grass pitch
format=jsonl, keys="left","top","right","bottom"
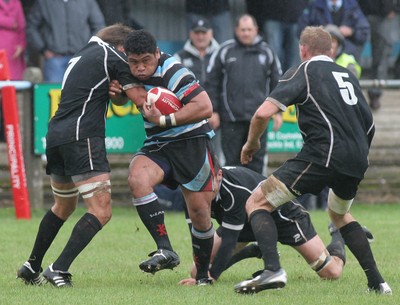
{"left": 0, "top": 203, "right": 399, "bottom": 305}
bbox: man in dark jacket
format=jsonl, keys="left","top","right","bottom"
{"left": 26, "top": 0, "right": 105, "bottom": 83}
{"left": 174, "top": 18, "right": 220, "bottom": 86}
{"left": 205, "top": 14, "right": 282, "bottom": 174}
{"left": 358, "top": 0, "right": 400, "bottom": 110}
{"left": 246, "top": 0, "right": 309, "bottom": 72}
{"left": 185, "top": 0, "right": 232, "bottom": 43}
{"left": 298, "top": 0, "right": 370, "bottom": 61}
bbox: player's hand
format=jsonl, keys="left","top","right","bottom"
{"left": 241, "top": 140, "right": 260, "bottom": 165}
{"left": 208, "top": 112, "right": 220, "bottom": 129}
{"left": 141, "top": 100, "right": 162, "bottom": 123}
{"left": 339, "top": 25, "right": 353, "bottom": 37}
{"left": 178, "top": 278, "right": 196, "bottom": 286}
{"left": 108, "top": 80, "right": 123, "bottom": 97}
{"left": 178, "top": 274, "right": 216, "bottom": 286}
{"left": 272, "top": 113, "right": 283, "bottom": 131}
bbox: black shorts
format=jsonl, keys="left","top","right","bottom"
{"left": 274, "top": 159, "right": 362, "bottom": 200}
{"left": 237, "top": 201, "right": 317, "bottom": 246}
{"left": 137, "top": 136, "right": 215, "bottom": 191}
{"left": 46, "top": 137, "right": 110, "bottom": 177}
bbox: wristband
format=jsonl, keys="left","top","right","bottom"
{"left": 165, "top": 115, "right": 172, "bottom": 127}
{"left": 170, "top": 113, "right": 177, "bottom": 126}
{"left": 159, "top": 115, "right": 166, "bottom": 127}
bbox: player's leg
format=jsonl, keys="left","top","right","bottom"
{"left": 42, "top": 172, "right": 111, "bottom": 287}
{"left": 223, "top": 242, "right": 260, "bottom": 270}
{"left": 294, "top": 235, "right": 344, "bottom": 280}
{"left": 234, "top": 176, "right": 293, "bottom": 294}
{"left": 235, "top": 161, "right": 329, "bottom": 294}
{"left": 17, "top": 175, "right": 78, "bottom": 286}
{"left": 17, "top": 144, "right": 80, "bottom": 286}
{"left": 328, "top": 183, "right": 391, "bottom": 295}
{"left": 128, "top": 154, "right": 178, "bottom": 273}
{"left": 182, "top": 187, "right": 215, "bottom": 284}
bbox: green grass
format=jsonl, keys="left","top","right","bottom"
{"left": 1, "top": 204, "right": 399, "bottom": 305}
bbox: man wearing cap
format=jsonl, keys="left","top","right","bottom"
{"left": 174, "top": 18, "right": 219, "bottom": 86}
{"left": 174, "top": 18, "right": 224, "bottom": 167}
{"left": 205, "top": 14, "right": 282, "bottom": 174}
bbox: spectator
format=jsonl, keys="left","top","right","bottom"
{"left": 205, "top": 14, "right": 282, "bottom": 174}
{"left": 95, "top": 0, "right": 143, "bottom": 29}
{"left": 246, "top": 0, "right": 309, "bottom": 73}
{"left": 174, "top": 18, "right": 224, "bottom": 167}
{"left": 298, "top": 0, "right": 370, "bottom": 61}
{"left": 26, "top": 0, "right": 105, "bottom": 83}
{"left": 185, "top": 0, "right": 232, "bottom": 44}
{"left": 358, "top": 0, "right": 400, "bottom": 110}
{"left": 326, "top": 24, "right": 362, "bottom": 78}
{"left": 174, "top": 18, "right": 219, "bottom": 86}
{"left": 0, "top": 0, "right": 26, "bottom": 80}
{"left": 95, "top": 0, "right": 130, "bottom": 25}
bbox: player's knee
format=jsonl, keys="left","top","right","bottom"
{"left": 51, "top": 185, "right": 79, "bottom": 219}
{"left": 98, "top": 208, "right": 112, "bottom": 226}
{"left": 309, "top": 249, "right": 336, "bottom": 277}
{"left": 89, "top": 202, "right": 112, "bottom": 226}
{"left": 260, "top": 175, "right": 295, "bottom": 209}
{"left": 318, "top": 264, "right": 342, "bottom": 280}
{"left": 78, "top": 180, "right": 111, "bottom": 199}
{"left": 128, "top": 172, "right": 139, "bottom": 188}
{"left": 327, "top": 189, "right": 353, "bottom": 215}
{"left": 189, "top": 208, "right": 212, "bottom": 231}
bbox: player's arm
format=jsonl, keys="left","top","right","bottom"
{"left": 142, "top": 89, "right": 213, "bottom": 127}
{"left": 173, "top": 90, "right": 213, "bottom": 124}
{"left": 109, "top": 80, "right": 147, "bottom": 106}
{"left": 241, "top": 99, "right": 280, "bottom": 165}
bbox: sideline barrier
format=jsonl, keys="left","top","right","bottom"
{"left": 1, "top": 85, "right": 31, "bottom": 219}
{"left": 0, "top": 49, "right": 31, "bottom": 219}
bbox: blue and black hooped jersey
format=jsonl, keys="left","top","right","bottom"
{"left": 141, "top": 52, "right": 214, "bottom": 145}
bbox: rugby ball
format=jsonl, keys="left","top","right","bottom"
{"left": 146, "top": 87, "right": 183, "bottom": 115}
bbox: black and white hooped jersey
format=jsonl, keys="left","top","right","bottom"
{"left": 268, "top": 55, "right": 374, "bottom": 179}
{"left": 46, "top": 36, "right": 137, "bottom": 148}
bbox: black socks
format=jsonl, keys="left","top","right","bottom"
{"left": 28, "top": 209, "right": 65, "bottom": 272}
{"left": 52, "top": 213, "right": 102, "bottom": 271}
{"left": 249, "top": 209, "right": 281, "bottom": 272}
{"left": 135, "top": 199, "right": 173, "bottom": 251}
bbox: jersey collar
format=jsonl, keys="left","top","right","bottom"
{"left": 309, "top": 55, "right": 333, "bottom": 62}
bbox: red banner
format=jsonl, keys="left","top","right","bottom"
{"left": 1, "top": 85, "right": 31, "bottom": 219}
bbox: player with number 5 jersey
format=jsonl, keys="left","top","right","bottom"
{"left": 237, "top": 26, "right": 391, "bottom": 295}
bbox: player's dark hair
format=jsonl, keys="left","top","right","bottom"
{"left": 96, "top": 23, "right": 134, "bottom": 48}
{"left": 124, "top": 29, "right": 158, "bottom": 55}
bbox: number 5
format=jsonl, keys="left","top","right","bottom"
{"left": 332, "top": 71, "right": 358, "bottom": 105}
